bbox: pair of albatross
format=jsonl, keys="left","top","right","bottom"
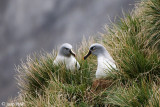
{"left": 53, "top": 43, "right": 116, "bottom": 78}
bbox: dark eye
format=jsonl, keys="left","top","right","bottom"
{"left": 65, "top": 48, "right": 69, "bottom": 50}
{"left": 91, "top": 46, "right": 96, "bottom": 50}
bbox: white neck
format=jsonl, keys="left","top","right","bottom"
{"left": 97, "top": 51, "right": 114, "bottom": 63}
{"left": 95, "top": 52, "right": 116, "bottom": 78}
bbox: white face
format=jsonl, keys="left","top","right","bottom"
{"left": 59, "top": 43, "right": 75, "bottom": 57}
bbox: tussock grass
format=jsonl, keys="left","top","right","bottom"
{"left": 12, "top": 0, "right": 160, "bottom": 106}
{"left": 106, "top": 79, "right": 160, "bottom": 107}
{"left": 103, "top": 0, "right": 160, "bottom": 82}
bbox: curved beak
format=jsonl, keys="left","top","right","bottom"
{"left": 70, "top": 50, "right": 76, "bottom": 57}
{"left": 84, "top": 50, "right": 91, "bottom": 60}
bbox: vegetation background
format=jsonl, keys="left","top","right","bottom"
{"left": 10, "top": 0, "right": 160, "bottom": 106}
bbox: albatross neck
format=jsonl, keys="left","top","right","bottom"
{"left": 97, "top": 51, "right": 114, "bottom": 63}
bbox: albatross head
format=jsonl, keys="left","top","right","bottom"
{"left": 84, "top": 43, "right": 106, "bottom": 59}
{"left": 59, "top": 43, "right": 76, "bottom": 57}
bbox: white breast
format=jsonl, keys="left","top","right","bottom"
{"left": 53, "top": 55, "right": 80, "bottom": 71}
{"left": 96, "top": 56, "right": 116, "bottom": 78}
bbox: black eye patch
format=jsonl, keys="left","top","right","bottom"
{"left": 90, "top": 46, "right": 96, "bottom": 50}
{"left": 64, "top": 47, "right": 69, "bottom": 50}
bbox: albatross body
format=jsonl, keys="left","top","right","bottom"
{"left": 84, "top": 43, "right": 116, "bottom": 78}
{"left": 53, "top": 43, "right": 80, "bottom": 71}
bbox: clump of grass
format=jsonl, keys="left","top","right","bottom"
{"left": 101, "top": 0, "right": 160, "bottom": 106}
{"left": 15, "top": 51, "right": 56, "bottom": 96}
{"left": 103, "top": 0, "right": 160, "bottom": 82}
{"left": 141, "top": 0, "right": 160, "bottom": 50}
{"left": 106, "top": 78, "right": 160, "bottom": 107}
{"left": 12, "top": 0, "right": 160, "bottom": 106}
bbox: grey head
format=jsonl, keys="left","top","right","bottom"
{"left": 59, "top": 43, "right": 75, "bottom": 57}
{"left": 84, "top": 43, "right": 107, "bottom": 59}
